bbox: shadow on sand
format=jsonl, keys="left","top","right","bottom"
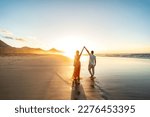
{"left": 71, "top": 81, "right": 87, "bottom": 100}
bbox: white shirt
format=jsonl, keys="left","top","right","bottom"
{"left": 89, "top": 54, "right": 96, "bottom": 65}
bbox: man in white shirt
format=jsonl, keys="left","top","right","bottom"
{"left": 84, "top": 46, "right": 96, "bottom": 78}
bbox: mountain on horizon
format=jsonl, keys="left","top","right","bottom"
{"left": 0, "top": 40, "right": 62, "bottom": 55}
{"left": 48, "top": 48, "right": 63, "bottom": 53}
{"left": 0, "top": 40, "right": 11, "bottom": 48}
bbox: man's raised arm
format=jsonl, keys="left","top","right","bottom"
{"left": 84, "top": 46, "right": 90, "bottom": 55}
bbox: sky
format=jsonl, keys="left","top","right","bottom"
{"left": 0, "top": 0, "right": 150, "bottom": 54}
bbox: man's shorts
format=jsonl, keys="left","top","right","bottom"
{"left": 88, "top": 64, "right": 95, "bottom": 70}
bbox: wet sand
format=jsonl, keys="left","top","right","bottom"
{"left": 81, "top": 57, "right": 150, "bottom": 100}
{"left": 0, "top": 55, "right": 103, "bottom": 100}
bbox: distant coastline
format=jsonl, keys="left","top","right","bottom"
{"left": 95, "top": 53, "right": 150, "bottom": 59}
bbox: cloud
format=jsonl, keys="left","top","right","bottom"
{"left": 16, "top": 37, "right": 26, "bottom": 42}
{"left": 0, "top": 29, "right": 14, "bottom": 37}
{"left": 0, "top": 28, "right": 27, "bottom": 42}
{"left": 0, "top": 29, "right": 14, "bottom": 36}
{"left": 2, "top": 35, "right": 14, "bottom": 40}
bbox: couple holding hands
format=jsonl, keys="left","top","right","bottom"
{"left": 73, "top": 46, "right": 96, "bottom": 82}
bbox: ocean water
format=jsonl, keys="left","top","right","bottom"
{"left": 80, "top": 57, "right": 150, "bottom": 100}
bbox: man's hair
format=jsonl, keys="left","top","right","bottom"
{"left": 91, "top": 50, "right": 94, "bottom": 54}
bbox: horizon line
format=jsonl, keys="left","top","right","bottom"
{"left": 1, "top": 39, "right": 150, "bottom": 54}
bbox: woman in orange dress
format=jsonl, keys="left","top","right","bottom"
{"left": 73, "top": 47, "right": 84, "bottom": 81}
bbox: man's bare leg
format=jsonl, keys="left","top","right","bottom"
{"left": 88, "top": 68, "right": 93, "bottom": 77}
{"left": 92, "top": 67, "right": 95, "bottom": 77}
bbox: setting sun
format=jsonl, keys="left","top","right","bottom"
{"left": 52, "top": 36, "right": 87, "bottom": 58}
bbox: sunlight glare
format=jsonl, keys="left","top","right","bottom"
{"left": 53, "top": 36, "right": 88, "bottom": 58}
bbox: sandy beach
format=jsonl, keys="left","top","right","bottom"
{"left": 0, "top": 55, "right": 103, "bottom": 100}
{"left": 1, "top": 54, "right": 150, "bottom": 100}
